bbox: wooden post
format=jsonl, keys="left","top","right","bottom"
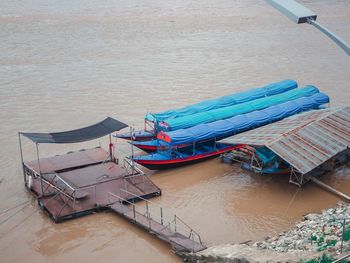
{"left": 160, "top": 207, "right": 163, "bottom": 225}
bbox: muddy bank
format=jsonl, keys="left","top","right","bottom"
{"left": 182, "top": 202, "right": 350, "bottom": 262}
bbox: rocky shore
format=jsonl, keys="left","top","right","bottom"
{"left": 255, "top": 202, "right": 350, "bottom": 255}
{"left": 183, "top": 202, "right": 350, "bottom": 262}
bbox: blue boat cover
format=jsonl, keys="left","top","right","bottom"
{"left": 162, "top": 92, "right": 329, "bottom": 145}
{"left": 161, "top": 85, "right": 319, "bottom": 131}
{"left": 145, "top": 79, "right": 297, "bottom": 122}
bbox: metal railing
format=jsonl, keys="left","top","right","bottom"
{"left": 107, "top": 189, "right": 204, "bottom": 252}
{"left": 24, "top": 165, "right": 98, "bottom": 214}
{"left": 123, "top": 157, "right": 144, "bottom": 176}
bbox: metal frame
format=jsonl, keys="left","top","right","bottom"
{"left": 289, "top": 167, "right": 305, "bottom": 187}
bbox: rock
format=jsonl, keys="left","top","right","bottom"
{"left": 294, "top": 240, "right": 304, "bottom": 250}
{"left": 247, "top": 203, "right": 350, "bottom": 257}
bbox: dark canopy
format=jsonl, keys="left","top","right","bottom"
{"left": 21, "top": 117, "right": 128, "bottom": 144}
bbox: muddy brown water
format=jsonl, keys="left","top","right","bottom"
{"left": 0, "top": 1, "right": 349, "bottom": 262}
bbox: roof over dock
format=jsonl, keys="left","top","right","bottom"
{"left": 21, "top": 117, "right": 127, "bottom": 144}
{"left": 221, "top": 107, "right": 350, "bottom": 175}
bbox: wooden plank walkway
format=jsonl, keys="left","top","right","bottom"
{"left": 109, "top": 202, "right": 206, "bottom": 253}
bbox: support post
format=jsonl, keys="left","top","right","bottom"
{"left": 133, "top": 205, "right": 136, "bottom": 221}
{"left": 94, "top": 185, "right": 97, "bottom": 206}
{"left": 109, "top": 133, "right": 113, "bottom": 161}
{"left": 18, "top": 132, "right": 25, "bottom": 183}
{"left": 148, "top": 213, "right": 151, "bottom": 229}
{"left": 130, "top": 127, "right": 135, "bottom": 176}
{"left": 341, "top": 219, "right": 345, "bottom": 254}
{"left": 192, "top": 234, "right": 195, "bottom": 253}
{"left": 36, "top": 143, "right": 44, "bottom": 197}
{"left": 160, "top": 207, "right": 163, "bottom": 225}
{"left": 73, "top": 190, "right": 76, "bottom": 209}
{"left": 174, "top": 215, "right": 177, "bottom": 232}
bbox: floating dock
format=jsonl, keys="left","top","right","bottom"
{"left": 19, "top": 117, "right": 206, "bottom": 253}
{"left": 24, "top": 147, "right": 161, "bottom": 222}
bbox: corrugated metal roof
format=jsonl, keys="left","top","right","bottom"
{"left": 221, "top": 107, "right": 350, "bottom": 174}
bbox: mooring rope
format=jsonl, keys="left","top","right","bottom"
{"left": 0, "top": 202, "right": 31, "bottom": 225}
{"left": 0, "top": 208, "right": 39, "bottom": 239}
{"left": 0, "top": 200, "right": 30, "bottom": 216}
{"left": 282, "top": 187, "right": 300, "bottom": 218}
{"left": 0, "top": 194, "right": 58, "bottom": 239}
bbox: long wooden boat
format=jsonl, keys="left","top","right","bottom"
{"left": 132, "top": 93, "right": 330, "bottom": 170}
{"left": 132, "top": 143, "right": 241, "bottom": 170}
{"left": 117, "top": 80, "right": 298, "bottom": 141}
{"left": 130, "top": 140, "right": 158, "bottom": 153}
{"left": 115, "top": 130, "right": 155, "bottom": 141}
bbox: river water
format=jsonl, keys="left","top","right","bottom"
{"left": 0, "top": 1, "right": 349, "bottom": 262}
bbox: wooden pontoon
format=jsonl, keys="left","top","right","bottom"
{"left": 18, "top": 117, "right": 205, "bottom": 253}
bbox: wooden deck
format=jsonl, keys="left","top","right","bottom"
{"left": 109, "top": 202, "right": 206, "bottom": 253}
{"left": 26, "top": 147, "right": 110, "bottom": 174}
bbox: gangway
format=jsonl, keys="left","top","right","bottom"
{"left": 107, "top": 189, "right": 206, "bottom": 253}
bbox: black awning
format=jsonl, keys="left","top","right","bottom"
{"left": 21, "top": 117, "right": 128, "bottom": 144}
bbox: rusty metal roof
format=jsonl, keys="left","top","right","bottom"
{"left": 221, "top": 107, "right": 350, "bottom": 174}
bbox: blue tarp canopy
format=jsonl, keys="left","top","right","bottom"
{"left": 161, "top": 85, "right": 319, "bottom": 131}
{"left": 162, "top": 92, "right": 329, "bottom": 145}
{"left": 145, "top": 79, "right": 297, "bottom": 122}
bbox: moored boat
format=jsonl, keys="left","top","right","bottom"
{"left": 116, "top": 130, "right": 155, "bottom": 141}
{"left": 117, "top": 79, "right": 298, "bottom": 141}
{"left": 130, "top": 140, "right": 158, "bottom": 153}
{"left": 132, "top": 143, "right": 241, "bottom": 170}
{"left": 132, "top": 92, "right": 329, "bottom": 170}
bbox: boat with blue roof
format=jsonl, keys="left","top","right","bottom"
{"left": 132, "top": 91, "right": 330, "bottom": 170}
{"left": 117, "top": 79, "right": 298, "bottom": 141}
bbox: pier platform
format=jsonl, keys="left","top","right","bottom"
{"left": 19, "top": 117, "right": 206, "bottom": 253}
{"left": 24, "top": 147, "right": 161, "bottom": 222}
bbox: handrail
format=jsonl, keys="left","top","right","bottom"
{"left": 24, "top": 165, "right": 76, "bottom": 192}
{"left": 116, "top": 189, "right": 204, "bottom": 246}
{"left": 120, "top": 188, "right": 156, "bottom": 205}
{"left": 38, "top": 176, "right": 74, "bottom": 201}
{"left": 51, "top": 172, "right": 75, "bottom": 191}
{"left": 124, "top": 157, "right": 144, "bottom": 175}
